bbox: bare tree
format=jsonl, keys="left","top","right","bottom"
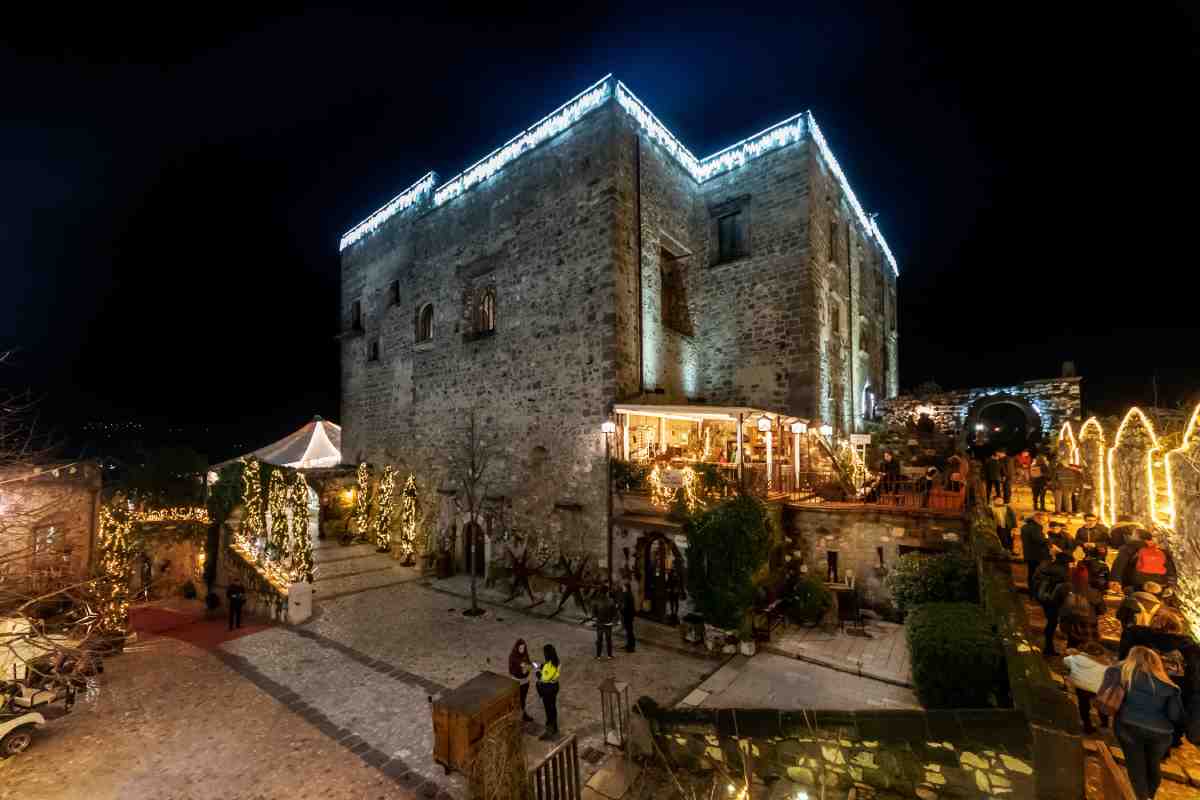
{"left": 447, "top": 409, "right": 496, "bottom": 617}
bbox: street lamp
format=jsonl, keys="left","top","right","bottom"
{"left": 601, "top": 420, "right": 616, "bottom": 586}
{"left": 790, "top": 421, "right": 806, "bottom": 494}
{"left": 757, "top": 417, "right": 772, "bottom": 492}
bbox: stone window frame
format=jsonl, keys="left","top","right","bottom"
{"left": 828, "top": 289, "right": 847, "bottom": 341}
{"left": 416, "top": 303, "right": 434, "bottom": 344}
{"left": 388, "top": 280, "right": 401, "bottom": 308}
{"left": 859, "top": 318, "right": 871, "bottom": 353}
{"left": 659, "top": 233, "right": 695, "bottom": 336}
{"left": 366, "top": 337, "right": 381, "bottom": 363}
{"left": 474, "top": 287, "right": 497, "bottom": 338}
{"left": 828, "top": 219, "right": 838, "bottom": 265}
{"left": 349, "top": 300, "right": 363, "bottom": 332}
{"left": 708, "top": 195, "right": 751, "bottom": 266}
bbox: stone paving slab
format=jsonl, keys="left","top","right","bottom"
{"left": 694, "top": 653, "right": 920, "bottom": 710}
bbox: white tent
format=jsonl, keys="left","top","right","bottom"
{"left": 214, "top": 417, "right": 343, "bottom": 470}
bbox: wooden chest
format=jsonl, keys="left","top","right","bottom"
{"left": 432, "top": 671, "right": 521, "bottom": 773}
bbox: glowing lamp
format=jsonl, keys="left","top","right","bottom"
{"left": 819, "top": 424, "right": 833, "bottom": 437}
{"left": 975, "top": 424, "right": 986, "bottom": 431}
{"left": 756, "top": 417, "right": 771, "bottom": 433}
{"left": 601, "top": 421, "right": 616, "bottom": 434}
{"left": 791, "top": 421, "right": 807, "bottom": 434}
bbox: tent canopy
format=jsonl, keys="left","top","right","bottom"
{"left": 214, "top": 417, "right": 343, "bottom": 470}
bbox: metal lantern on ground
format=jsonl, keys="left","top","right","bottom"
{"left": 599, "top": 677, "right": 630, "bottom": 748}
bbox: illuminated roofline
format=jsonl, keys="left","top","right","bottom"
{"left": 339, "top": 75, "right": 899, "bottom": 274}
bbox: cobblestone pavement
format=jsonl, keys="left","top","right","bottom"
{"left": 222, "top": 580, "right": 723, "bottom": 798}
{"left": 0, "top": 633, "right": 411, "bottom": 800}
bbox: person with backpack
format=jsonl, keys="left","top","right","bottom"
{"left": 1119, "top": 608, "right": 1200, "bottom": 749}
{"left": 1110, "top": 516, "right": 1140, "bottom": 549}
{"left": 1083, "top": 544, "right": 1111, "bottom": 592}
{"left": 1118, "top": 583, "right": 1165, "bottom": 631}
{"left": 1130, "top": 532, "right": 1176, "bottom": 590}
{"left": 1097, "top": 646, "right": 1184, "bottom": 800}
{"left": 1021, "top": 512, "right": 1051, "bottom": 588}
{"left": 1033, "top": 551, "right": 1073, "bottom": 656}
{"left": 1056, "top": 563, "right": 1098, "bottom": 650}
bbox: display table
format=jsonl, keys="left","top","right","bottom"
{"left": 431, "top": 671, "right": 521, "bottom": 775}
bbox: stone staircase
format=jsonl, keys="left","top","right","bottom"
{"left": 310, "top": 540, "right": 420, "bottom": 603}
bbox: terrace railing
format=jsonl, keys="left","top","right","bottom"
{"left": 528, "top": 734, "right": 581, "bottom": 800}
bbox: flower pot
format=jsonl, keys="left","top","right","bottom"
{"left": 739, "top": 640, "right": 756, "bottom": 657}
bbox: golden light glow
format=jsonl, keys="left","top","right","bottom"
{"left": 1057, "top": 421, "right": 1080, "bottom": 466}
{"left": 648, "top": 465, "right": 704, "bottom": 513}
{"left": 353, "top": 463, "right": 371, "bottom": 537}
{"left": 1079, "top": 417, "right": 1107, "bottom": 523}
{"left": 1163, "top": 402, "right": 1200, "bottom": 531}
{"left": 374, "top": 465, "right": 397, "bottom": 551}
{"left": 1105, "top": 407, "right": 1160, "bottom": 527}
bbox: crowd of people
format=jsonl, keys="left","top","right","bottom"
{"left": 997, "top": 492, "right": 1195, "bottom": 799}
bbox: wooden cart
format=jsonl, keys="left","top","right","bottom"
{"left": 431, "top": 670, "right": 521, "bottom": 774}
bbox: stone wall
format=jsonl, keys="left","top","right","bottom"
{"left": 877, "top": 377, "right": 1083, "bottom": 444}
{"left": 642, "top": 704, "right": 1034, "bottom": 800}
{"left": 782, "top": 505, "right": 966, "bottom": 609}
{"left": 0, "top": 463, "right": 101, "bottom": 581}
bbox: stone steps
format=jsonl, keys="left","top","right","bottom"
{"left": 312, "top": 543, "right": 380, "bottom": 564}
{"left": 310, "top": 567, "right": 421, "bottom": 603}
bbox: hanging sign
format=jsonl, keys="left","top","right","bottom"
{"left": 849, "top": 434, "right": 871, "bottom": 446}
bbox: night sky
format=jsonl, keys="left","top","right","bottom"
{"left": 4, "top": 4, "right": 1198, "bottom": 458}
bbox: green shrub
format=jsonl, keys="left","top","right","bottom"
{"left": 906, "top": 602, "right": 1008, "bottom": 708}
{"left": 684, "top": 494, "right": 772, "bottom": 630}
{"left": 611, "top": 460, "right": 649, "bottom": 492}
{"left": 784, "top": 574, "right": 833, "bottom": 625}
{"left": 886, "top": 552, "right": 978, "bottom": 616}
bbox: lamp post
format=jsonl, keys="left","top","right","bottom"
{"left": 791, "top": 421, "right": 807, "bottom": 496}
{"left": 757, "top": 417, "right": 772, "bottom": 492}
{"left": 602, "top": 420, "right": 616, "bottom": 587}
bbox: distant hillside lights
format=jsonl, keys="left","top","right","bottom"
{"left": 338, "top": 75, "right": 899, "bottom": 276}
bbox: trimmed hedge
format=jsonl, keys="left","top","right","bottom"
{"left": 906, "top": 602, "right": 1008, "bottom": 708}
{"left": 886, "top": 552, "right": 978, "bottom": 616}
{"left": 684, "top": 494, "right": 772, "bottom": 630}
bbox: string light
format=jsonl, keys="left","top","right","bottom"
{"left": 1079, "top": 417, "right": 1107, "bottom": 523}
{"left": 1162, "top": 402, "right": 1200, "bottom": 531}
{"left": 289, "top": 472, "right": 314, "bottom": 583}
{"left": 354, "top": 463, "right": 372, "bottom": 540}
{"left": 1057, "top": 421, "right": 1080, "bottom": 466}
{"left": 397, "top": 473, "right": 419, "bottom": 564}
{"left": 338, "top": 77, "right": 898, "bottom": 275}
{"left": 267, "top": 469, "right": 291, "bottom": 558}
{"left": 1105, "top": 407, "right": 1161, "bottom": 526}
{"left": 374, "top": 465, "right": 397, "bottom": 552}
{"left": 648, "top": 465, "right": 704, "bottom": 513}
{"left": 240, "top": 458, "right": 264, "bottom": 553}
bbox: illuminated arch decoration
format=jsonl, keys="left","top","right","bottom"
{"left": 338, "top": 76, "right": 898, "bottom": 276}
{"left": 1106, "top": 407, "right": 1160, "bottom": 526}
{"left": 1078, "top": 417, "right": 1107, "bottom": 521}
{"left": 1164, "top": 403, "right": 1200, "bottom": 532}
{"left": 1057, "top": 421, "right": 1080, "bottom": 466}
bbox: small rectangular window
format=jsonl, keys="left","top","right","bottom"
{"left": 367, "top": 339, "right": 380, "bottom": 362}
{"left": 389, "top": 280, "right": 401, "bottom": 307}
{"left": 660, "top": 250, "right": 692, "bottom": 335}
{"left": 828, "top": 221, "right": 838, "bottom": 263}
{"left": 717, "top": 213, "right": 743, "bottom": 263}
{"left": 350, "top": 300, "right": 363, "bottom": 331}
{"left": 831, "top": 300, "right": 841, "bottom": 337}
{"left": 877, "top": 273, "right": 885, "bottom": 314}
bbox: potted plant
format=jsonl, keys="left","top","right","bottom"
{"left": 722, "top": 632, "right": 738, "bottom": 655}
{"left": 682, "top": 612, "right": 705, "bottom": 644}
{"left": 785, "top": 575, "right": 833, "bottom": 627}
{"left": 737, "top": 620, "right": 756, "bottom": 657}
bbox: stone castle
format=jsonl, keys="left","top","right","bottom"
{"left": 337, "top": 75, "right": 900, "bottom": 563}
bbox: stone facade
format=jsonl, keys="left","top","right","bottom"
{"left": 0, "top": 463, "right": 102, "bottom": 582}
{"left": 876, "top": 377, "right": 1082, "bottom": 447}
{"left": 338, "top": 78, "right": 900, "bottom": 568}
{"left": 782, "top": 505, "right": 966, "bottom": 609}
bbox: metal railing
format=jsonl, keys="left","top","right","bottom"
{"left": 528, "top": 734, "right": 581, "bottom": 800}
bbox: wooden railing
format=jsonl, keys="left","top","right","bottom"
{"left": 1096, "top": 741, "right": 1137, "bottom": 800}
{"left": 528, "top": 734, "right": 581, "bottom": 800}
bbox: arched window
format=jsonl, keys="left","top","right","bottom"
{"left": 417, "top": 303, "right": 434, "bottom": 343}
{"left": 476, "top": 289, "right": 496, "bottom": 334}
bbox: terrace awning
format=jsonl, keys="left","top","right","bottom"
{"left": 212, "top": 416, "right": 343, "bottom": 470}
{"left": 612, "top": 404, "right": 806, "bottom": 426}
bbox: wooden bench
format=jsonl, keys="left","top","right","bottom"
{"left": 752, "top": 598, "right": 787, "bottom": 642}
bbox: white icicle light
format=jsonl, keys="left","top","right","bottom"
{"left": 340, "top": 75, "right": 898, "bottom": 276}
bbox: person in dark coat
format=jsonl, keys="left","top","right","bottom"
{"left": 1074, "top": 513, "right": 1110, "bottom": 550}
{"left": 1114, "top": 530, "right": 1178, "bottom": 590}
{"left": 1082, "top": 544, "right": 1111, "bottom": 591}
{"left": 593, "top": 592, "right": 617, "bottom": 660}
{"left": 990, "top": 496, "right": 1017, "bottom": 552}
{"left": 1118, "top": 609, "right": 1200, "bottom": 749}
{"left": 509, "top": 639, "right": 534, "bottom": 721}
{"left": 1056, "top": 463, "right": 1082, "bottom": 516}
{"left": 1047, "top": 521, "right": 1073, "bottom": 554}
{"left": 1021, "top": 512, "right": 1051, "bottom": 585}
{"left": 1110, "top": 516, "right": 1139, "bottom": 549}
{"left": 226, "top": 578, "right": 247, "bottom": 630}
{"left": 998, "top": 450, "right": 1016, "bottom": 503}
{"left": 536, "top": 644, "right": 561, "bottom": 740}
{"left": 1104, "top": 647, "right": 1185, "bottom": 800}
{"left": 1033, "top": 551, "right": 1073, "bottom": 656}
{"left": 986, "top": 453, "right": 1005, "bottom": 502}
{"left": 879, "top": 451, "right": 901, "bottom": 495}
{"left": 1030, "top": 452, "right": 1051, "bottom": 511}
{"left": 621, "top": 582, "right": 637, "bottom": 653}
{"left": 665, "top": 568, "right": 682, "bottom": 622}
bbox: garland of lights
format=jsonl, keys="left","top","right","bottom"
{"left": 289, "top": 472, "right": 314, "bottom": 583}
{"left": 1057, "top": 421, "right": 1080, "bottom": 466}
{"left": 648, "top": 465, "right": 705, "bottom": 514}
{"left": 397, "top": 473, "right": 419, "bottom": 565}
{"left": 1105, "top": 407, "right": 1161, "bottom": 527}
{"left": 374, "top": 465, "right": 397, "bottom": 552}
{"left": 353, "top": 463, "right": 372, "bottom": 541}
{"left": 338, "top": 76, "right": 898, "bottom": 276}
{"left": 240, "top": 458, "right": 264, "bottom": 553}
{"left": 1079, "top": 417, "right": 1107, "bottom": 521}
{"left": 1163, "top": 403, "right": 1200, "bottom": 531}
{"left": 95, "top": 504, "right": 135, "bottom": 634}
{"left": 267, "top": 469, "right": 291, "bottom": 558}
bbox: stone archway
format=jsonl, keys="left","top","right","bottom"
{"left": 962, "top": 393, "right": 1044, "bottom": 454}
{"left": 454, "top": 511, "right": 489, "bottom": 580}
